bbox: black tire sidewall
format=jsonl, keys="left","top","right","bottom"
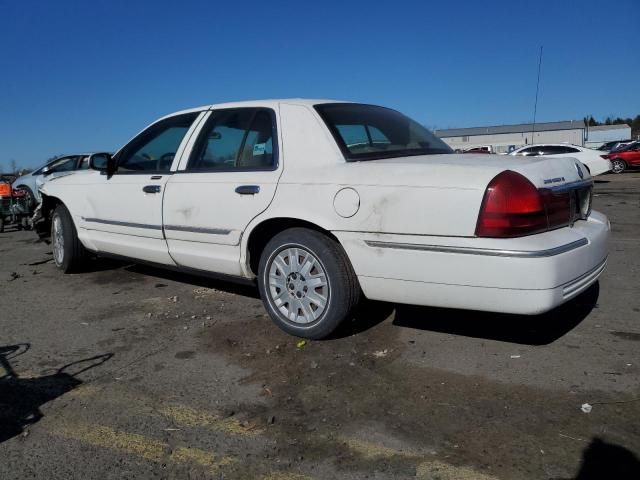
{"left": 258, "top": 229, "right": 356, "bottom": 339}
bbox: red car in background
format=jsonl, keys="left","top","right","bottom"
{"left": 604, "top": 141, "right": 640, "bottom": 173}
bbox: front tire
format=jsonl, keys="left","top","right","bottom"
{"left": 611, "top": 158, "right": 626, "bottom": 174}
{"left": 16, "top": 186, "right": 36, "bottom": 210}
{"left": 257, "top": 228, "right": 361, "bottom": 339}
{"left": 51, "top": 204, "right": 86, "bottom": 273}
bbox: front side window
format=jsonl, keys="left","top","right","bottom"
{"left": 315, "top": 103, "right": 452, "bottom": 161}
{"left": 78, "top": 156, "right": 90, "bottom": 170}
{"left": 116, "top": 113, "right": 199, "bottom": 172}
{"left": 47, "top": 156, "right": 80, "bottom": 173}
{"left": 188, "top": 108, "right": 276, "bottom": 171}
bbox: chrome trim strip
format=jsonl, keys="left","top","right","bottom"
{"left": 562, "top": 258, "right": 606, "bottom": 297}
{"left": 164, "top": 225, "right": 231, "bottom": 235}
{"left": 365, "top": 238, "right": 589, "bottom": 258}
{"left": 82, "top": 217, "right": 162, "bottom": 230}
{"left": 546, "top": 179, "right": 593, "bottom": 193}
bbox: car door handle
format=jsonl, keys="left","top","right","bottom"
{"left": 235, "top": 185, "right": 260, "bottom": 195}
{"left": 142, "top": 185, "right": 161, "bottom": 194}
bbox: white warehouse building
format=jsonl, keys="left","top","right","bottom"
{"left": 436, "top": 121, "right": 632, "bottom": 153}
{"left": 435, "top": 120, "right": 587, "bottom": 154}
{"left": 584, "top": 124, "right": 631, "bottom": 148}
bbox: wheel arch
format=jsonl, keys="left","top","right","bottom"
{"left": 33, "top": 193, "right": 64, "bottom": 239}
{"left": 243, "top": 217, "right": 341, "bottom": 276}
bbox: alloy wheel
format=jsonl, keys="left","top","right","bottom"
{"left": 611, "top": 159, "right": 625, "bottom": 174}
{"left": 267, "top": 246, "right": 329, "bottom": 324}
{"left": 52, "top": 215, "right": 65, "bottom": 266}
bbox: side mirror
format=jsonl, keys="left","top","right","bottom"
{"left": 41, "top": 165, "right": 52, "bottom": 176}
{"left": 89, "top": 153, "right": 115, "bottom": 174}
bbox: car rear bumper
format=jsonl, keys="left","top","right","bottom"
{"left": 588, "top": 159, "right": 612, "bottom": 176}
{"left": 334, "top": 211, "right": 609, "bottom": 315}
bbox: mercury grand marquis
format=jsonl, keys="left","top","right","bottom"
{"left": 37, "top": 100, "right": 609, "bottom": 339}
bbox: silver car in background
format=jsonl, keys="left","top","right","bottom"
{"left": 13, "top": 154, "right": 92, "bottom": 208}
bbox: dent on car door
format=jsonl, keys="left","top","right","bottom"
{"left": 163, "top": 107, "right": 282, "bottom": 276}
{"left": 80, "top": 112, "right": 203, "bottom": 264}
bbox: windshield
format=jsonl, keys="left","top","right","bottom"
{"left": 315, "top": 103, "right": 452, "bottom": 161}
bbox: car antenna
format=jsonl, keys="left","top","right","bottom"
{"left": 530, "top": 45, "right": 543, "bottom": 145}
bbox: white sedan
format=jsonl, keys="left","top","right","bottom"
{"left": 38, "top": 100, "right": 609, "bottom": 339}
{"left": 509, "top": 144, "right": 612, "bottom": 176}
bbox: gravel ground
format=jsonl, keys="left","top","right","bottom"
{"left": 1, "top": 172, "right": 639, "bottom": 479}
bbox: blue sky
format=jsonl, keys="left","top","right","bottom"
{"left": 1, "top": 0, "right": 638, "bottom": 168}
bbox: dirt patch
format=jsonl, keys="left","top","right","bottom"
{"left": 198, "top": 308, "right": 640, "bottom": 479}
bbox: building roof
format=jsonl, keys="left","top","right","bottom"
{"left": 436, "top": 120, "right": 586, "bottom": 137}
{"left": 587, "top": 124, "right": 630, "bottom": 131}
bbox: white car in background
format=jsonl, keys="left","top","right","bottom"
{"left": 13, "top": 154, "right": 92, "bottom": 208}
{"left": 509, "top": 144, "right": 611, "bottom": 176}
{"left": 37, "top": 100, "right": 609, "bottom": 339}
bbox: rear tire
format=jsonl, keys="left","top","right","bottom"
{"left": 257, "top": 228, "right": 361, "bottom": 339}
{"left": 0, "top": 217, "right": 4, "bottom": 233}
{"left": 51, "top": 204, "right": 86, "bottom": 273}
{"left": 611, "top": 158, "right": 626, "bottom": 174}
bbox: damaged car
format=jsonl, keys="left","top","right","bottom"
{"left": 36, "top": 100, "right": 609, "bottom": 339}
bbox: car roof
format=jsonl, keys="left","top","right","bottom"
{"left": 160, "top": 99, "right": 349, "bottom": 119}
{"left": 515, "top": 143, "right": 583, "bottom": 149}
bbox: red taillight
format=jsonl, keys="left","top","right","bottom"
{"left": 475, "top": 170, "right": 578, "bottom": 237}
{"left": 541, "top": 189, "right": 571, "bottom": 228}
{"left": 475, "top": 171, "right": 548, "bottom": 237}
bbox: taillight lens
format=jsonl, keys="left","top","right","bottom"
{"left": 475, "top": 170, "right": 588, "bottom": 238}
{"left": 475, "top": 171, "right": 548, "bottom": 237}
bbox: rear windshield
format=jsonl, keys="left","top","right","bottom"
{"left": 315, "top": 103, "right": 452, "bottom": 161}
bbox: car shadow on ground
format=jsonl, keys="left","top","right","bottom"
{"left": 0, "top": 344, "right": 113, "bottom": 444}
{"left": 392, "top": 282, "right": 600, "bottom": 346}
{"left": 82, "top": 256, "right": 260, "bottom": 296}
{"left": 80, "top": 255, "right": 598, "bottom": 345}
{"left": 330, "top": 300, "right": 396, "bottom": 339}
{"left": 126, "top": 263, "right": 261, "bottom": 299}
{"left": 558, "top": 437, "right": 640, "bottom": 480}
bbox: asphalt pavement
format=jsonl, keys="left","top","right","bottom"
{"left": 1, "top": 172, "right": 639, "bottom": 479}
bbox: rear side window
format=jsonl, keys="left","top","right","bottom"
{"left": 538, "top": 146, "right": 564, "bottom": 155}
{"left": 515, "top": 147, "right": 540, "bottom": 156}
{"left": 541, "top": 146, "right": 579, "bottom": 154}
{"left": 188, "top": 108, "right": 277, "bottom": 171}
{"left": 315, "top": 103, "right": 451, "bottom": 161}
